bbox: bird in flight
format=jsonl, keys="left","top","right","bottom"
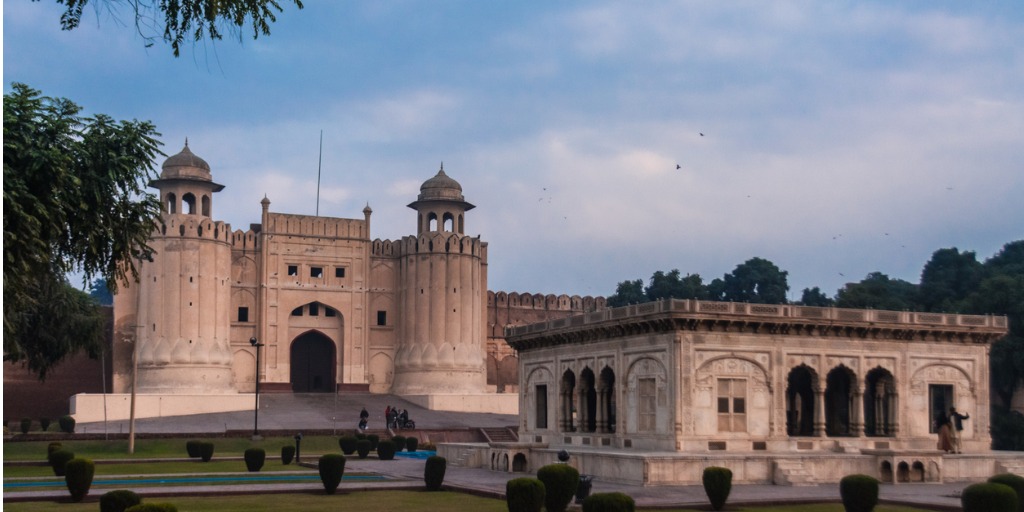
{"left": 676, "top": 164, "right": 681, "bottom": 170}
{"left": 699, "top": 133, "right": 704, "bottom": 137}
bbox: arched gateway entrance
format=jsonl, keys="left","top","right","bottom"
{"left": 290, "top": 331, "right": 336, "bottom": 392}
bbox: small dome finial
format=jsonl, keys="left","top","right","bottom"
{"left": 184, "top": 137, "right": 189, "bottom": 148}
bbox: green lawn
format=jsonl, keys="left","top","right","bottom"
{"left": 4, "top": 459, "right": 319, "bottom": 479}
{"left": 3, "top": 436, "right": 344, "bottom": 461}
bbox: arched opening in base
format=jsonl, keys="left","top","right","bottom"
{"left": 290, "top": 331, "right": 336, "bottom": 393}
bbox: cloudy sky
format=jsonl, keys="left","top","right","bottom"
{"left": 5, "top": 1, "right": 1022, "bottom": 300}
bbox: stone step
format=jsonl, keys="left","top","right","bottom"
{"left": 773, "top": 460, "right": 816, "bottom": 486}
{"left": 481, "top": 427, "right": 518, "bottom": 443}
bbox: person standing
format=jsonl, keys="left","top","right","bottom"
{"left": 948, "top": 407, "right": 970, "bottom": 454}
{"left": 935, "top": 411, "right": 953, "bottom": 453}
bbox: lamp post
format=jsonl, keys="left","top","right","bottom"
{"left": 250, "top": 337, "right": 264, "bottom": 440}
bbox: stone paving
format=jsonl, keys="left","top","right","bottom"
{"left": 6, "top": 392, "right": 972, "bottom": 510}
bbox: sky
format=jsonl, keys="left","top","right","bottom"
{"left": 4, "top": 1, "right": 1023, "bottom": 301}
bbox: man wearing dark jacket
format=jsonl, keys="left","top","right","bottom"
{"left": 948, "top": 407, "right": 970, "bottom": 454}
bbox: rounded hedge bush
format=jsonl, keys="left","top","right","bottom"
{"left": 506, "top": 477, "right": 545, "bottom": 512}
{"left": 198, "top": 441, "right": 214, "bottom": 462}
{"left": 185, "top": 440, "right": 202, "bottom": 458}
{"left": 840, "top": 474, "right": 879, "bottom": 512}
{"left": 582, "top": 492, "right": 636, "bottom": 512}
{"left": 989, "top": 474, "right": 1024, "bottom": 512}
{"left": 406, "top": 437, "right": 419, "bottom": 452}
{"left": 392, "top": 435, "right": 406, "bottom": 451}
{"left": 126, "top": 503, "right": 178, "bottom": 512}
{"left": 702, "top": 466, "right": 733, "bottom": 512}
{"left": 354, "top": 432, "right": 367, "bottom": 440}
{"left": 281, "top": 445, "right": 295, "bottom": 465}
{"left": 367, "top": 434, "right": 380, "bottom": 451}
{"left": 40, "top": 418, "right": 51, "bottom": 431}
{"left": 100, "top": 490, "right": 142, "bottom": 512}
{"left": 356, "top": 439, "right": 372, "bottom": 459}
{"left": 537, "top": 463, "right": 580, "bottom": 512}
{"left": 244, "top": 448, "right": 265, "bottom": 472}
{"left": 64, "top": 457, "right": 95, "bottom": 502}
{"left": 377, "top": 440, "right": 397, "bottom": 460}
{"left": 963, "top": 482, "right": 1019, "bottom": 512}
{"left": 339, "top": 436, "right": 358, "bottom": 455}
{"left": 47, "top": 442, "right": 63, "bottom": 459}
{"left": 49, "top": 449, "right": 75, "bottom": 476}
{"left": 58, "top": 414, "right": 76, "bottom": 433}
{"left": 20, "top": 418, "right": 32, "bottom": 434}
{"left": 424, "top": 455, "right": 447, "bottom": 491}
{"left": 318, "top": 454, "right": 346, "bottom": 495}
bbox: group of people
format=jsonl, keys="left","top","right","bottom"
{"left": 356, "top": 405, "right": 414, "bottom": 433}
{"left": 935, "top": 406, "right": 970, "bottom": 454}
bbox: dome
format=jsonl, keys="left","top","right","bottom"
{"left": 160, "top": 141, "right": 212, "bottom": 181}
{"left": 407, "top": 164, "right": 474, "bottom": 211}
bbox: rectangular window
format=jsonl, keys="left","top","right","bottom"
{"left": 335, "top": 267, "right": 345, "bottom": 278}
{"left": 717, "top": 379, "right": 747, "bottom": 433}
{"left": 291, "top": 307, "right": 303, "bottom": 316}
{"left": 377, "top": 311, "right": 387, "bottom": 326}
{"left": 309, "top": 303, "right": 319, "bottom": 316}
{"left": 310, "top": 267, "right": 323, "bottom": 278}
{"left": 237, "top": 307, "right": 249, "bottom": 322}
{"left": 929, "top": 384, "right": 954, "bottom": 434}
{"left": 639, "top": 378, "right": 656, "bottom": 432}
{"left": 287, "top": 265, "right": 298, "bottom": 276}
{"left": 536, "top": 385, "right": 548, "bottom": 429}
{"left": 325, "top": 307, "right": 336, "bottom": 317}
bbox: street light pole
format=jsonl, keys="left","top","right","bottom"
{"left": 250, "top": 337, "right": 264, "bottom": 440}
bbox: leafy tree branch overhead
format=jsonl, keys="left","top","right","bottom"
{"left": 45, "top": 0, "right": 303, "bottom": 56}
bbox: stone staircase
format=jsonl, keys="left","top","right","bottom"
{"left": 480, "top": 427, "right": 519, "bottom": 443}
{"left": 773, "top": 459, "right": 816, "bottom": 486}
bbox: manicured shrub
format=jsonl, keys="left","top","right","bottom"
{"left": 582, "top": 492, "right": 635, "bottom": 512}
{"left": 356, "top": 439, "right": 372, "bottom": 459}
{"left": 367, "top": 433, "right": 380, "bottom": 451}
{"left": 244, "top": 448, "right": 265, "bottom": 472}
{"left": 40, "top": 418, "right": 51, "bottom": 431}
{"left": 47, "top": 442, "right": 63, "bottom": 459}
{"left": 989, "top": 474, "right": 1024, "bottom": 512}
{"left": 126, "top": 503, "right": 178, "bottom": 512}
{"left": 100, "top": 490, "right": 142, "bottom": 512}
{"left": 702, "top": 466, "right": 733, "bottom": 511}
{"left": 392, "top": 435, "right": 406, "bottom": 451}
{"left": 377, "top": 440, "right": 397, "bottom": 460}
{"left": 406, "top": 437, "right": 419, "bottom": 452}
{"left": 281, "top": 445, "right": 295, "bottom": 465}
{"left": 20, "top": 418, "right": 32, "bottom": 434}
{"left": 198, "top": 441, "right": 214, "bottom": 462}
{"left": 338, "top": 436, "right": 358, "bottom": 455}
{"left": 420, "top": 441, "right": 437, "bottom": 451}
{"left": 59, "top": 414, "right": 76, "bottom": 433}
{"left": 49, "top": 449, "right": 75, "bottom": 476}
{"left": 64, "top": 457, "right": 95, "bottom": 502}
{"left": 354, "top": 432, "right": 367, "bottom": 440}
{"left": 318, "top": 454, "right": 346, "bottom": 495}
{"left": 962, "top": 482, "right": 1018, "bottom": 512}
{"left": 537, "top": 463, "right": 580, "bottom": 512}
{"left": 425, "top": 455, "right": 447, "bottom": 491}
{"left": 840, "top": 474, "right": 879, "bottom": 512}
{"left": 506, "top": 477, "right": 545, "bottom": 512}
{"left": 185, "top": 440, "right": 202, "bottom": 458}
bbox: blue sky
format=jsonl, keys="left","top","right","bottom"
{"left": 4, "top": 1, "right": 1023, "bottom": 300}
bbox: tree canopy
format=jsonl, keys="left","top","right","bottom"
{"left": 4, "top": 82, "right": 161, "bottom": 378}
{"left": 44, "top": 0, "right": 303, "bottom": 56}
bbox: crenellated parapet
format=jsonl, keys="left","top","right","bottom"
{"left": 263, "top": 212, "right": 368, "bottom": 239}
{"left": 230, "top": 228, "right": 260, "bottom": 251}
{"left": 489, "top": 291, "right": 606, "bottom": 312}
{"left": 158, "top": 214, "right": 232, "bottom": 243}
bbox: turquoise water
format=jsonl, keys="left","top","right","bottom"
{"left": 5, "top": 473, "right": 385, "bottom": 488}
{"left": 395, "top": 450, "right": 437, "bottom": 460}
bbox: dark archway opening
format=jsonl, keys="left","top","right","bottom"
{"left": 290, "top": 331, "right": 336, "bottom": 392}
{"left": 786, "top": 365, "right": 816, "bottom": 436}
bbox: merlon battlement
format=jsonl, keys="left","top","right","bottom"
{"left": 158, "top": 214, "right": 231, "bottom": 242}
{"left": 264, "top": 212, "right": 367, "bottom": 239}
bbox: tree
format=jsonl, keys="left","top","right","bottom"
{"left": 4, "top": 83, "right": 161, "bottom": 378}
{"left": 834, "top": 272, "right": 919, "bottom": 311}
{"left": 710, "top": 257, "right": 790, "bottom": 304}
{"left": 918, "top": 247, "right": 982, "bottom": 312}
{"left": 88, "top": 278, "right": 114, "bottom": 306}
{"left": 43, "top": 0, "right": 304, "bottom": 57}
{"left": 607, "top": 279, "right": 645, "bottom": 307}
{"left": 645, "top": 269, "right": 707, "bottom": 301}
{"left": 798, "top": 287, "right": 834, "bottom": 307}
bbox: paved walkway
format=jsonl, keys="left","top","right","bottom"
{"left": 5, "top": 393, "right": 969, "bottom": 510}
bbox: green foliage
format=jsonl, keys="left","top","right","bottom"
{"left": 377, "top": 440, "right": 396, "bottom": 460}
{"left": 20, "top": 418, "right": 31, "bottom": 434}
{"left": 405, "top": 437, "right": 419, "bottom": 452}
{"left": 64, "top": 457, "right": 95, "bottom": 502}
{"left": 835, "top": 272, "right": 919, "bottom": 311}
{"left": 989, "top": 474, "right": 1024, "bottom": 512}
{"left": 88, "top": 278, "right": 114, "bottom": 305}
{"left": 39, "top": 417, "right": 51, "bottom": 431}
{"left": 506, "top": 476, "right": 545, "bottom": 512}
{"left": 4, "top": 83, "right": 163, "bottom": 379}
{"left": 839, "top": 474, "right": 879, "bottom": 512}
{"left": 243, "top": 448, "right": 265, "bottom": 472}
{"left": 712, "top": 257, "right": 789, "bottom": 304}
{"left": 185, "top": 440, "right": 202, "bottom": 458}
{"left": 317, "top": 454, "right": 346, "bottom": 495}
{"left": 392, "top": 435, "right": 406, "bottom": 451}
{"left": 367, "top": 433, "right": 380, "bottom": 450}
{"left": 607, "top": 279, "right": 645, "bottom": 307}
{"left": 799, "top": 287, "right": 834, "bottom": 307}
{"left": 198, "top": 441, "right": 214, "bottom": 462}
{"left": 49, "top": 449, "right": 75, "bottom": 476}
{"left": 126, "top": 503, "right": 178, "bottom": 512}
{"left": 280, "top": 445, "right": 295, "bottom": 465}
{"left": 100, "top": 489, "right": 142, "bottom": 512}
{"left": 645, "top": 269, "right": 706, "bottom": 301}
{"left": 424, "top": 455, "right": 447, "bottom": 491}
{"left": 919, "top": 247, "right": 982, "bottom": 312}
{"left": 702, "top": 466, "right": 733, "bottom": 511}
{"left": 536, "top": 463, "right": 579, "bottom": 512}
{"left": 356, "top": 439, "right": 371, "bottom": 459}
{"left": 581, "top": 492, "right": 635, "bottom": 512}
{"left": 992, "top": 410, "right": 1024, "bottom": 451}
{"left": 59, "top": 414, "right": 76, "bottom": 433}
{"left": 50, "top": 0, "right": 304, "bottom": 57}
{"left": 354, "top": 432, "right": 367, "bottom": 440}
{"left": 339, "top": 436, "right": 358, "bottom": 455}
{"left": 962, "top": 482, "right": 1019, "bottom": 512}
{"left": 47, "top": 441, "right": 63, "bottom": 458}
